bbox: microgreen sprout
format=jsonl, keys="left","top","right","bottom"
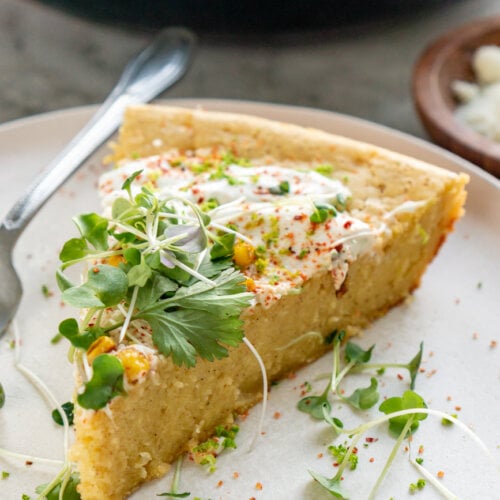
{"left": 309, "top": 391, "right": 427, "bottom": 499}
{"left": 52, "top": 402, "right": 74, "bottom": 426}
{"left": 299, "top": 339, "right": 424, "bottom": 420}
{"left": 157, "top": 456, "right": 190, "bottom": 498}
{"left": 0, "top": 382, "right": 5, "bottom": 409}
{"left": 269, "top": 180, "right": 290, "bottom": 195}
{"left": 310, "top": 202, "right": 337, "bottom": 224}
{"left": 353, "top": 342, "right": 424, "bottom": 390}
{"left": 35, "top": 470, "right": 80, "bottom": 500}
{"left": 308, "top": 391, "right": 497, "bottom": 499}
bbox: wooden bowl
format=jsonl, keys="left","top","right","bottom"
{"left": 413, "top": 16, "right": 500, "bottom": 178}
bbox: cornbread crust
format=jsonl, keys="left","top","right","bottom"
{"left": 72, "top": 105, "right": 468, "bottom": 500}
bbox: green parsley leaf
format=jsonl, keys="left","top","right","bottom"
{"left": 1, "top": 471, "right": 9, "bottom": 480}
{"left": 143, "top": 310, "right": 245, "bottom": 368}
{"left": 164, "top": 268, "right": 250, "bottom": 316}
{"left": 134, "top": 272, "right": 178, "bottom": 310}
{"left": 77, "top": 354, "right": 125, "bottom": 410}
{"left": 51, "top": 402, "right": 75, "bottom": 426}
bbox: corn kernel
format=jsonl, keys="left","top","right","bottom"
{"left": 233, "top": 242, "right": 256, "bottom": 268}
{"left": 107, "top": 254, "right": 125, "bottom": 267}
{"left": 87, "top": 336, "right": 117, "bottom": 365}
{"left": 116, "top": 348, "right": 150, "bottom": 382}
{"left": 245, "top": 278, "right": 256, "bottom": 292}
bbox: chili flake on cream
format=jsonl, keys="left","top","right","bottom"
{"left": 99, "top": 152, "right": 377, "bottom": 307}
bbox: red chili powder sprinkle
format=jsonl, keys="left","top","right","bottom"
{"left": 369, "top": 457, "right": 375, "bottom": 463}
{"left": 418, "top": 445, "right": 424, "bottom": 454}
{"left": 216, "top": 480, "right": 224, "bottom": 488}
{"left": 233, "top": 472, "right": 240, "bottom": 479}
{"left": 365, "top": 437, "right": 378, "bottom": 443}
{"left": 397, "top": 373, "right": 404, "bottom": 380}
{"left": 255, "top": 482, "right": 263, "bottom": 490}
{"left": 25, "top": 461, "right": 33, "bottom": 466}
{"left": 455, "top": 405, "right": 462, "bottom": 411}
{"left": 490, "top": 340, "right": 497, "bottom": 349}
{"left": 273, "top": 412, "right": 281, "bottom": 420}
{"left": 317, "top": 453, "right": 324, "bottom": 458}
{"left": 437, "top": 470, "right": 445, "bottom": 479}
{"left": 473, "top": 332, "right": 479, "bottom": 340}
{"left": 447, "top": 396, "right": 452, "bottom": 401}
{"left": 92, "top": 267, "right": 100, "bottom": 273}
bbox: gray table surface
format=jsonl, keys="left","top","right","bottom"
{"left": 2, "top": 0, "right": 500, "bottom": 140}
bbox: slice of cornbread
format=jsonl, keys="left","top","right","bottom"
{"left": 70, "top": 105, "right": 467, "bottom": 499}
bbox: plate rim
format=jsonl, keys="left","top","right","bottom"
{"left": 1, "top": 98, "right": 498, "bottom": 190}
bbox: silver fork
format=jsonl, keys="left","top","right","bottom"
{"left": 0, "top": 27, "right": 195, "bottom": 337}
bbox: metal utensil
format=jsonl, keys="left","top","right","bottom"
{"left": 0, "top": 27, "right": 195, "bottom": 337}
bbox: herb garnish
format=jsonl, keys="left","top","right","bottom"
{"left": 57, "top": 172, "right": 253, "bottom": 407}
{"left": 0, "top": 382, "right": 5, "bottom": 408}
{"left": 269, "top": 180, "right": 290, "bottom": 195}
{"left": 190, "top": 425, "right": 239, "bottom": 473}
{"left": 52, "top": 402, "right": 75, "bottom": 426}
{"left": 298, "top": 333, "right": 419, "bottom": 418}
{"left": 157, "top": 456, "right": 190, "bottom": 498}
{"left": 35, "top": 472, "right": 80, "bottom": 500}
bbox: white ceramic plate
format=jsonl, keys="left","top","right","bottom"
{"left": 0, "top": 100, "right": 499, "bottom": 499}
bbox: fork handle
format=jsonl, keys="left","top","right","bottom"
{"left": 1, "top": 27, "right": 195, "bottom": 242}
